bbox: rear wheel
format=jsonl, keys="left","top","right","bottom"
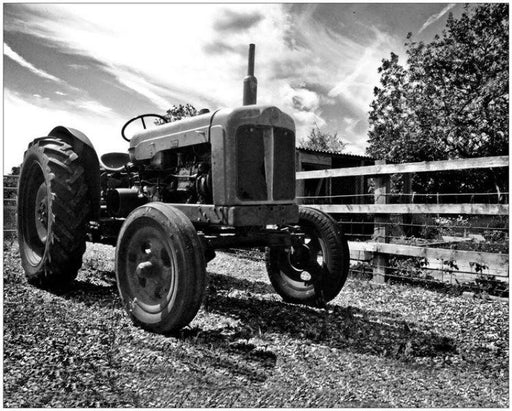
{"left": 116, "top": 203, "right": 206, "bottom": 334}
{"left": 266, "top": 207, "right": 349, "bottom": 306}
{"left": 17, "top": 137, "right": 90, "bottom": 287}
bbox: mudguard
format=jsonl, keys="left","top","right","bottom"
{"left": 45, "top": 126, "right": 101, "bottom": 220}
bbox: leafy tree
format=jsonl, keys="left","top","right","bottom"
{"left": 367, "top": 3, "right": 508, "bottom": 194}
{"left": 301, "top": 125, "right": 346, "bottom": 153}
{"left": 157, "top": 104, "right": 198, "bottom": 124}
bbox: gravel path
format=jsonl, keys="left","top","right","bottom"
{"left": 3, "top": 241, "right": 509, "bottom": 407}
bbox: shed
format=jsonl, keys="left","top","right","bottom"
{"left": 296, "top": 147, "right": 374, "bottom": 205}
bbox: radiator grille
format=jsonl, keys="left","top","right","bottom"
{"left": 236, "top": 125, "right": 295, "bottom": 202}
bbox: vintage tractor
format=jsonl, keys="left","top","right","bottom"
{"left": 17, "top": 44, "right": 350, "bottom": 334}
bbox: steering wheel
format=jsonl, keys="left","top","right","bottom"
{"left": 121, "top": 114, "right": 168, "bottom": 142}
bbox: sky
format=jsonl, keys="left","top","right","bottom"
{"left": 3, "top": 2, "right": 465, "bottom": 172}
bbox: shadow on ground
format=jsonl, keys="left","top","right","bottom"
{"left": 52, "top": 268, "right": 457, "bottom": 370}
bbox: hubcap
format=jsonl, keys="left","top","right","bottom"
{"left": 126, "top": 233, "right": 174, "bottom": 305}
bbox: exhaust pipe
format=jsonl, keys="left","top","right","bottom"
{"left": 243, "top": 44, "right": 257, "bottom": 105}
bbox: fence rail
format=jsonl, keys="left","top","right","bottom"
{"left": 348, "top": 241, "right": 508, "bottom": 278}
{"left": 296, "top": 155, "right": 509, "bottom": 180}
{"left": 308, "top": 203, "right": 509, "bottom": 215}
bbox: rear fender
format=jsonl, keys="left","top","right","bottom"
{"left": 45, "top": 126, "right": 101, "bottom": 221}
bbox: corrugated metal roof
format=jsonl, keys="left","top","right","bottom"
{"left": 296, "top": 146, "right": 373, "bottom": 160}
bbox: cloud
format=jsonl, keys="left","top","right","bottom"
{"left": 328, "top": 25, "right": 399, "bottom": 107}
{"left": 114, "top": 70, "right": 172, "bottom": 110}
{"left": 4, "top": 42, "right": 63, "bottom": 83}
{"left": 68, "top": 63, "right": 89, "bottom": 70}
{"left": 203, "top": 40, "right": 237, "bottom": 55}
{"left": 4, "top": 88, "right": 126, "bottom": 172}
{"left": 4, "top": 3, "right": 406, "bottom": 159}
{"left": 213, "top": 9, "right": 264, "bottom": 32}
{"left": 76, "top": 100, "right": 112, "bottom": 115}
{"left": 418, "top": 4, "right": 455, "bottom": 34}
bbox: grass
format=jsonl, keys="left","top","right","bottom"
{"left": 3, "top": 240, "right": 509, "bottom": 407}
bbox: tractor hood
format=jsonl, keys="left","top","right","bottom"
{"left": 129, "top": 105, "right": 295, "bottom": 162}
{"left": 129, "top": 111, "right": 216, "bottom": 161}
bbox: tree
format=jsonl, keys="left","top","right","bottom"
{"left": 367, "top": 3, "right": 508, "bottom": 193}
{"left": 157, "top": 104, "right": 198, "bottom": 124}
{"left": 301, "top": 125, "right": 346, "bottom": 152}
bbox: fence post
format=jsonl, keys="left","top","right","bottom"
{"left": 402, "top": 173, "right": 413, "bottom": 237}
{"left": 373, "top": 160, "right": 390, "bottom": 284}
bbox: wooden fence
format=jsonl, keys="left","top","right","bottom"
{"left": 296, "top": 155, "right": 509, "bottom": 285}
{"left": 3, "top": 180, "right": 17, "bottom": 236}
{"left": 4, "top": 155, "right": 509, "bottom": 286}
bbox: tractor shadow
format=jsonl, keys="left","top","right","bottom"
{"left": 56, "top": 270, "right": 120, "bottom": 308}
{"left": 58, "top": 269, "right": 457, "bottom": 363}
{"left": 198, "top": 272, "right": 458, "bottom": 362}
{"left": 55, "top": 268, "right": 457, "bottom": 380}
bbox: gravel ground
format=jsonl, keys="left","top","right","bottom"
{"left": 3, "top": 240, "right": 509, "bottom": 407}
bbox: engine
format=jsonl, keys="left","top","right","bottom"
{"left": 140, "top": 142, "right": 212, "bottom": 204}
{"left": 103, "top": 142, "right": 213, "bottom": 218}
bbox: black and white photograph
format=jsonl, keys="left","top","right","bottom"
{"left": 3, "top": 2, "right": 509, "bottom": 407}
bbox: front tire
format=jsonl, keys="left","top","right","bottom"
{"left": 266, "top": 207, "right": 349, "bottom": 306}
{"left": 17, "top": 137, "right": 90, "bottom": 287}
{"left": 116, "top": 203, "right": 206, "bottom": 334}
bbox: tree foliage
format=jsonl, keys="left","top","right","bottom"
{"left": 301, "top": 125, "right": 346, "bottom": 153}
{"left": 367, "top": 3, "right": 508, "bottom": 193}
{"left": 158, "top": 104, "right": 198, "bottom": 124}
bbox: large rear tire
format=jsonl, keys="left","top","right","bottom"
{"left": 17, "top": 138, "right": 90, "bottom": 287}
{"left": 266, "top": 207, "right": 349, "bottom": 306}
{"left": 116, "top": 203, "right": 206, "bottom": 334}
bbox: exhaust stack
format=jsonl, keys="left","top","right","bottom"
{"left": 243, "top": 44, "right": 257, "bottom": 105}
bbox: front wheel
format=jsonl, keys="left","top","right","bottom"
{"left": 116, "top": 203, "right": 206, "bottom": 334}
{"left": 266, "top": 207, "right": 349, "bottom": 306}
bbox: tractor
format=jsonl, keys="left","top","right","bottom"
{"left": 16, "top": 44, "right": 350, "bottom": 334}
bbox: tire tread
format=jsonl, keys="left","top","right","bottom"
{"left": 18, "top": 137, "right": 90, "bottom": 287}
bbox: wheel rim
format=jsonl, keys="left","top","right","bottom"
{"left": 21, "top": 162, "right": 48, "bottom": 266}
{"left": 280, "top": 227, "right": 327, "bottom": 292}
{"left": 122, "top": 222, "right": 177, "bottom": 316}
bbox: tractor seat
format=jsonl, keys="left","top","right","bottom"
{"left": 100, "top": 152, "right": 130, "bottom": 172}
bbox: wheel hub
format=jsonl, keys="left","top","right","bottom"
{"left": 280, "top": 231, "right": 327, "bottom": 286}
{"left": 37, "top": 202, "right": 48, "bottom": 223}
{"left": 128, "top": 237, "right": 172, "bottom": 303}
{"left": 34, "top": 183, "right": 48, "bottom": 243}
{"left": 136, "top": 261, "right": 154, "bottom": 278}
{"left": 289, "top": 244, "right": 312, "bottom": 270}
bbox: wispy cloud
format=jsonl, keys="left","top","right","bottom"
{"left": 76, "top": 100, "right": 112, "bottom": 115}
{"left": 418, "top": 4, "right": 455, "bottom": 34}
{"left": 328, "top": 26, "right": 398, "bottom": 107}
{"left": 4, "top": 42, "right": 63, "bottom": 83}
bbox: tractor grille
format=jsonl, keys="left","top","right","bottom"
{"left": 236, "top": 125, "right": 295, "bottom": 202}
